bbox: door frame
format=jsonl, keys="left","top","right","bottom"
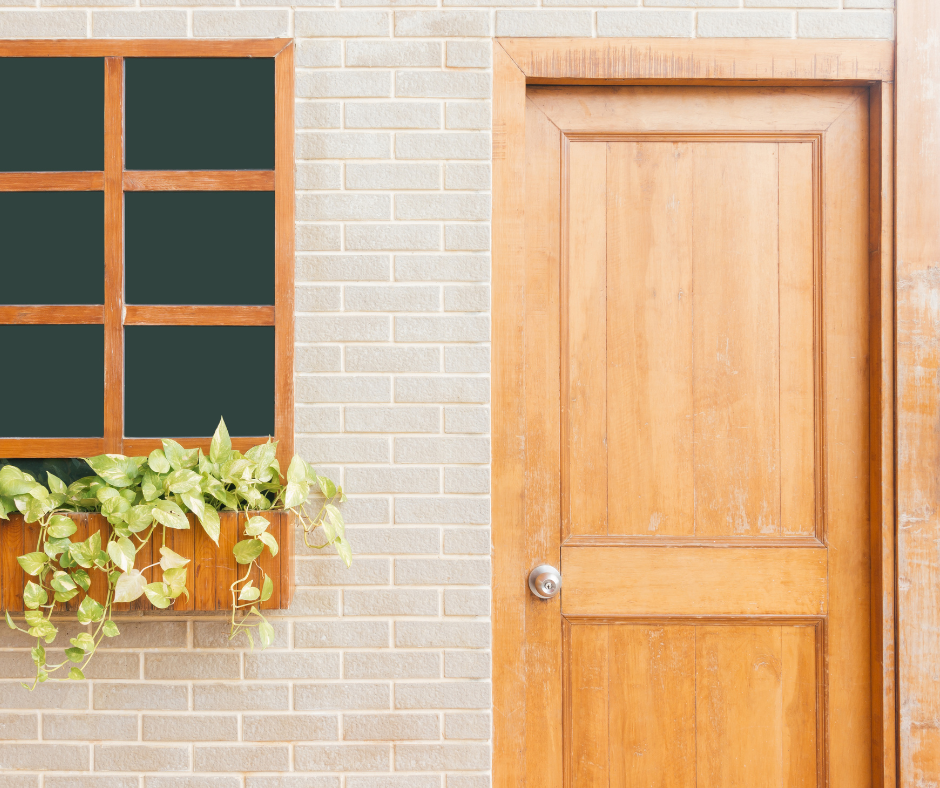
{"left": 492, "top": 37, "right": 897, "bottom": 788}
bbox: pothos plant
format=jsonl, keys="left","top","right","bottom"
{"left": 0, "top": 418, "right": 351, "bottom": 687}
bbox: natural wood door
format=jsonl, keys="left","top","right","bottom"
{"left": 521, "top": 86, "right": 871, "bottom": 788}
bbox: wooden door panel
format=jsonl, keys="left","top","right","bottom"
{"left": 695, "top": 625, "right": 818, "bottom": 788}
{"left": 566, "top": 141, "right": 608, "bottom": 538}
{"left": 608, "top": 625, "right": 696, "bottom": 788}
{"left": 778, "top": 142, "right": 818, "bottom": 537}
{"left": 691, "top": 142, "right": 783, "bottom": 536}
{"left": 562, "top": 545, "right": 828, "bottom": 617}
{"left": 568, "top": 623, "right": 819, "bottom": 788}
{"left": 572, "top": 139, "right": 819, "bottom": 538}
{"left": 607, "top": 141, "right": 695, "bottom": 537}
{"left": 523, "top": 85, "right": 870, "bottom": 788}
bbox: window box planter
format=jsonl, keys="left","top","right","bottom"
{"left": 0, "top": 510, "right": 292, "bottom": 613}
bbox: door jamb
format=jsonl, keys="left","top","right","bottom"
{"left": 491, "top": 36, "right": 897, "bottom": 788}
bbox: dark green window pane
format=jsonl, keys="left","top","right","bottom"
{"left": 125, "top": 58, "right": 275, "bottom": 171}
{"left": 124, "top": 326, "right": 274, "bottom": 438}
{"left": 0, "top": 326, "right": 104, "bottom": 438}
{"left": 125, "top": 192, "right": 274, "bottom": 305}
{"left": 0, "top": 192, "right": 104, "bottom": 305}
{"left": 0, "top": 458, "right": 93, "bottom": 487}
{"left": 0, "top": 58, "right": 104, "bottom": 172}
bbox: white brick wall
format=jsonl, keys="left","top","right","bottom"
{"left": 0, "top": 1, "right": 893, "bottom": 785}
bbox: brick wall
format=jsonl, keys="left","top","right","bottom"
{"left": 0, "top": 2, "right": 893, "bottom": 785}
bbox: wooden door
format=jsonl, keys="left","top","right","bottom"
{"left": 520, "top": 86, "right": 871, "bottom": 788}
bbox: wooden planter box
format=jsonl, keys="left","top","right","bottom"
{"left": 0, "top": 510, "right": 292, "bottom": 613}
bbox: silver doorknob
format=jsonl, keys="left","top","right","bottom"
{"left": 528, "top": 564, "right": 562, "bottom": 599}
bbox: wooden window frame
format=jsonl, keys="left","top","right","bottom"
{"left": 0, "top": 39, "right": 295, "bottom": 474}
{"left": 492, "top": 38, "right": 897, "bottom": 788}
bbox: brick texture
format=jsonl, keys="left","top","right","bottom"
{"left": 0, "top": 2, "right": 891, "bottom": 786}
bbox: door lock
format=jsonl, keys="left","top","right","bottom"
{"left": 528, "top": 564, "right": 562, "bottom": 599}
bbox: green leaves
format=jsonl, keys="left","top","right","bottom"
{"left": 0, "top": 465, "right": 40, "bottom": 497}
{"left": 83, "top": 454, "right": 143, "bottom": 489}
{"left": 199, "top": 505, "right": 220, "bottom": 545}
{"left": 245, "top": 516, "right": 270, "bottom": 536}
{"left": 2, "top": 421, "right": 352, "bottom": 687}
{"left": 159, "top": 546, "right": 189, "bottom": 571}
{"left": 258, "top": 620, "right": 275, "bottom": 649}
{"left": 114, "top": 570, "right": 147, "bottom": 604}
{"left": 46, "top": 514, "right": 77, "bottom": 539}
{"left": 261, "top": 575, "right": 274, "bottom": 602}
{"left": 151, "top": 499, "right": 188, "bottom": 530}
{"left": 23, "top": 581, "right": 47, "bottom": 610}
{"left": 162, "top": 439, "right": 198, "bottom": 472}
{"left": 107, "top": 537, "right": 136, "bottom": 573}
{"left": 76, "top": 596, "right": 104, "bottom": 625}
{"left": 143, "top": 582, "right": 173, "bottom": 609}
{"left": 148, "top": 449, "right": 170, "bottom": 474}
{"left": 17, "top": 552, "right": 48, "bottom": 577}
{"left": 210, "top": 418, "right": 233, "bottom": 463}
{"left": 233, "top": 539, "right": 264, "bottom": 565}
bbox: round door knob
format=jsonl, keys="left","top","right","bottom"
{"left": 528, "top": 564, "right": 562, "bottom": 599}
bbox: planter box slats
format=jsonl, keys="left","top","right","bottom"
{"left": 0, "top": 511, "right": 291, "bottom": 613}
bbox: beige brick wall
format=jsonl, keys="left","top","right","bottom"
{"left": 0, "top": 1, "right": 893, "bottom": 785}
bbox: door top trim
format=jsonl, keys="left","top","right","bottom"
{"left": 498, "top": 37, "right": 894, "bottom": 84}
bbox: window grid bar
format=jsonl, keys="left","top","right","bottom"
{"left": 103, "top": 56, "right": 124, "bottom": 455}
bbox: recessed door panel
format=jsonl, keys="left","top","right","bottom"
{"left": 570, "top": 139, "right": 818, "bottom": 539}
{"left": 567, "top": 623, "right": 818, "bottom": 788}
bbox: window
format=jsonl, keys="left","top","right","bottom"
{"left": 0, "top": 41, "right": 295, "bottom": 470}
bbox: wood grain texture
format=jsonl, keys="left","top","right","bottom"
{"left": 0, "top": 307, "right": 104, "bottom": 325}
{"left": 0, "top": 512, "right": 287, "bottom": 612}
{"left": 0, "top": 40, "right": 289, "bottom": 57}
{"left": 566, "top": 623, "right": 609, "bottom": 788}
{"left": 562, "top": 545, "right": 829, "bottom": 617}
{"left": 216, "top": 511, "right": 239, "bottom": 612}
{"left": 86, "top": 514, "right": 110, "bottom": 607}
{"left": 123, "top": 305, "right": 275, "bottom": 326}
{"left": 123, "top": 171, "right": 274, "bottom": 192}
{"left": 821, "top": 91, "right": 872, "bottom": 788}
{"left": 103, "top": 56, "right": 124, "bottom": 456}
{"left": 122, "top": 437, "right": 272, "bottom": 456}
{"left": 777, "top": 142, "right": 818, "bottom": 537}
{"left": 493, "top": 41, "right": 895, "bottom": 788}
{"left": 897, "top": 3, "right": 938, "bottom": 787}
{"left": 0, "top": 439, "right": 104, "bottom": 458}
{"left": 869, "top": 79, "right": 896, "bottom": 788}
{"left": 565, "top": 141, "right": 608, "bottom": 538}
{"left": 524, "top": 96, "right": 563, "bottom": 788}
{"left": 165, "top": 520, "right": 195, "bottom": 612}
{"left": 0, "top": 173, "right": 103, "bottom": 191}
{"left": 193, "top": 512, "right": 217, "bottom": 611}
{"left": 692, "top": 142, "right": 781, "bottom": 536}
{"left": 528, "top": 85, "right": 865, "bottom": 135}
{"left": 606, "top": 142, "right": 694, "bottom": 536}
{"left": 492, "top": 41, "right": 530, "bottom": 788}
{"left": 0, "top": 516, "right": 25, "bottom": 613}
{"left": 499, "top": 38, "right": 894, "bottom": 83}
{"left": 608, "top": 625, "right": 695, "bottom": 787}
{"left": 695, "top": 625, "right": 817, "bottom": 788}
{"left": 274, "top": 44, "right": 295, "bottom": 609}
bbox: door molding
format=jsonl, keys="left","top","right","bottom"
{"left": 492, "top": 37, "right": 897, "bottom": 788}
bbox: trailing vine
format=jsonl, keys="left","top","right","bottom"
{"left": 0, "top": 418, "right": 350, "bottom": 687}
